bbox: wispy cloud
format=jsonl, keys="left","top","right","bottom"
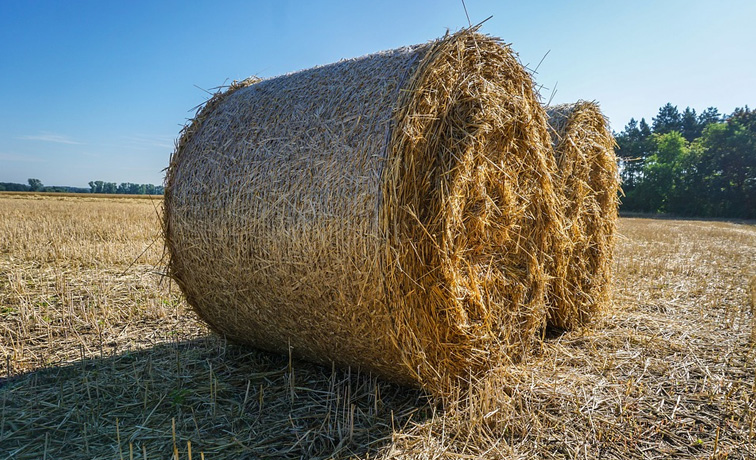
{"left": 0, "top": 152, "right": 45, "bottom": 163}
{"left": 121, "top": 134, "right": 175, "bottom": 150}
{"left": 98, "top": 134, "right": 175, "bottom": 152}
{"left": 17, "top": 132, "right": 83, "bottom": 145}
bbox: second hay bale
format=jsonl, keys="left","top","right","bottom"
{"left": 164, "top": 31, "right": 562, "bottom": 395}
{"left": 545, "top": 101, "right": 620, "bottom": 330}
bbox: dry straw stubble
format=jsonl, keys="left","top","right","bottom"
{"left": 545, "top": 101, "right": 620, "bottom": 330}
{"left": 164, "top": 29, "right": 563, "bottom": 396}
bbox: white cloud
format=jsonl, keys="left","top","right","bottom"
{"left": 121, "top": 134, "right": 175, "bottom": 150}
{"left": 17, "top": 132, "right": 83, "bottom": 145}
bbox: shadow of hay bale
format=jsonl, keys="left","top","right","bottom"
{"left": 0, "top": 335, "right": 430, "bottom": 459}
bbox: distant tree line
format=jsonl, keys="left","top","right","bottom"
{"left": 0, "top": 178, "right": 163, "bottom": 195}
{"left": 87, "top": 180, "right": 164, "bottom": 195}
{"left": 615, "top": 104, "right": 756, "bottom": 219}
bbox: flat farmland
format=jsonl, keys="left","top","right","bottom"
{"left": 1, "top": 193, "right": 754, "bottom": 459}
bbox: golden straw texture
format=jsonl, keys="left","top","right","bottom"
{"left": 545, "top": 101, "right": 620, "bottom": 330}
{"left": 164, "top": 30, "right": 562, "bottom": 396}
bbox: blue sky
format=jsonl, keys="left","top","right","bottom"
{"left": 1, "top": 0, "right": 754, "bottom": 187}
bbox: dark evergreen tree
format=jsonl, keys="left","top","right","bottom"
{"left": 652, "top": 103, "right": 683, "bottom": 134}
{"left": 698, "top": 107, "right": 721, "bottom": 127}
{"left": 680, "top": 107, "right": 700, "bottom": 141}
{"left": 615, "top": 118, "right": 640, "bottom": 189}
{"left": 615, "top": 117, "right": 654, "bottom": 204}
{"left": 639, "top": 118, "right": 652, "bottom": 138}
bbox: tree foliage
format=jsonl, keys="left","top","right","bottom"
{"left": 616, "top": 104, "right": 756, "bottom": 219}
{"left": 27, "top": 178, "right": 44, "bottom": 191}
{"left": 87, "top": 181, "right": 163, "bottom": 195}
{"left": 652, "top": 103, "right": 682, "bottom": 135}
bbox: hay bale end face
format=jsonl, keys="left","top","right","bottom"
{"left": 545, "top": 101, "right": 620, "bottom": 330}
{"left": 164, "top": 30, "right": 562, "bottom": 395}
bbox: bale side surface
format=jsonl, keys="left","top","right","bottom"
{"left": 164, "top": 30, "right": 562, "bottom": 395}
{"left": 545, "top": 101, "right": 620, "bottom": 329}
{"left": 165, "top": 44, "right": 425, "bottom": 383}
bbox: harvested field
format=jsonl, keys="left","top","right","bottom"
{"left": 0, "top": 194, "right": 201, "bottom": 377}
{"left": 0, "top": 191, "right": 161, "bottom": 200}
{"left": 1, "top": 195, "right": 755, "bottom": 458}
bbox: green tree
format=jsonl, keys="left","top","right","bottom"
{"left": 614, "top": 117, "right": 653, "bottom": 210}
{"left": 652, "top": 103, "right": 682, "bottom": 135}
{"left": 698, "top": 107, "right": 721, "bottom": 127}
{"left": 615, "top": 118, "right": 640, "bottom": 187}
{"left": 615, "top": 118, "right": 650, "bottom": 186}
{"left": 617, "top": 104, "right": 755, "bottom": 218}
{"left": 696, "top": 107, "right": 756, "bottom": 218}
{"left": 639, "top": 117, "right": 652, "bottom": 138}
{"left": 680, "top": 107, "right": 700, "bottom": 141}
{"left": 634, "top": 132, "right": 691, "bottom": 213}
{"left": 27, "top": 178, "right": 43, "bottom": 191}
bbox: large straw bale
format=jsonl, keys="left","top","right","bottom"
{"left": 545, "top": 101, "right": 620, "bottom": 329}
{"left": 164, "top": 30, "right": 562, "bottom": 395}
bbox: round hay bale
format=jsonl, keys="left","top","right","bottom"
{"left": 545, "top": 101, "right": 620, "bottom": 330}
{"left": 164, "top": 30, "right": 561, "bottom": 395}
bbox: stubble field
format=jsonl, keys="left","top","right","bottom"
{"left": 0, "top": 193, "right": 754, "bottom": 459}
